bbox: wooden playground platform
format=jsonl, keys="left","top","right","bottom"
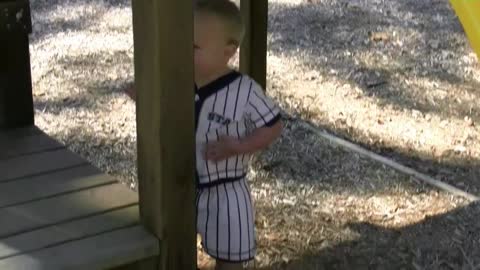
{"left": 1, "top": 0, "right": 267, "bottom": 268}
{"left": 0, "top": 126, "right": 158, "bottom": 269}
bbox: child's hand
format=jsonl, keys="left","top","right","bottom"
{"left": 125, "top": 86, "right": 136, "bottom": 101}
{"left": 205, "top": 135, "right": 242, "bottom": 162}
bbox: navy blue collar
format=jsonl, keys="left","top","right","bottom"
{"left": 196, "top": 70, "right": 241, "bottom": 100}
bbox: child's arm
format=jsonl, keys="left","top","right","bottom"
{"left": 206, "top": 80, "right": 283, "bottom": 162}
{"left": 205, "top": 120, "right": 283, "bottom": 162}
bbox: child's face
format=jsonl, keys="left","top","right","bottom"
{"left": 194, "top": 13, "right": 237, "bottom": 81}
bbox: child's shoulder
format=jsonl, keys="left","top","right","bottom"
{"left": 234, "top": 72, "right": 264, "bottom": 92}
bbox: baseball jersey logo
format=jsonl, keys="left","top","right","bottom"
{"left": 208, "top": 112, "right": 231, "bottom": 125}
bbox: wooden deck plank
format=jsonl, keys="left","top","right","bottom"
{"left": 0, "top": 127, "right": 157, "bottom": 269}
{"left": 0, "top": 225, "right": 159, "bottom": 270}
{"left": 0, "top": 132, "right": 64, "bottom": 160}
{"left": 0, "top": 164, "right": 116, "bottom": 208}
{"left": 0, "top": 126, "right": 41, "bottom": 140}
{"left": 0, "top": 206, "right": 139, "bottom": 259}
{"left": 0, "top": 149, "right": 87, "bottom": 182}
{"left": 109, "top": 257, "right": 158, "bottom": 270}
{"left": 0, "top": 183, "right": 138, "bottom": 238}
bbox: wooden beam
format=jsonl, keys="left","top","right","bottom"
{"left": 0, "top": 0, "right": 34, "bottom": 128}
{"left": 131, "top": 0, "right": 196, "bottom": 270}
{"left": 240, "top": 0, "right": 268, "bottom": 90}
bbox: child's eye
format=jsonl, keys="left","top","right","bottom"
{"left": 194, "top": 45, "right": 200, "bottom": 50}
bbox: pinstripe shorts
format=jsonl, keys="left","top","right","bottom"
{"left": 196, "top": 178, "right": 256, "bottom": 262}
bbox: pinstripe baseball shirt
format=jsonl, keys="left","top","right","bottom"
{"left": 195, "top": 70, "right": 281, "bottom": 188}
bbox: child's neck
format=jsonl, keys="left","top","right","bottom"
{"left": 196, "top": 67, "right": 233, "bottom": 89}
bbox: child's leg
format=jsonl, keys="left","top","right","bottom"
{"left": 215, "top": 260, "right": 243, "bottom": 270}
{"left": 197, "top": 180, "right": 256, "bottom": 268}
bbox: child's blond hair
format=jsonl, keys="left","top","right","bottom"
{"left": 195, "top": 0, "right": 245, "bottom": 47}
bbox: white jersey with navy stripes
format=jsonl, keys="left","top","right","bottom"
{"left": 195, "top": 70, "right": 280, "bottom": 262}
{"left": 195, "top": 70, "right": 281, "bottom": 188}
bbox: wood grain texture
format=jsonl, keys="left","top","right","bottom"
{"left": 0, "top": 131, "right": 64, "bottom": 160}
{"left": 0, "top": 206, "right": 139, "bottom": 259}
{"left": 0, "top": 183, "right": 138, "bottom": 238}
{"left": 240, "top": 0, "right": 268, "bottom": 90}
{"left": 0, "top": 23, "right": 34, "bottom": 128}
{"left": 131, "top": 0, "right": 196, "bottom": 268}
{"left": 0, "top": 149, "right": 87, "bottom": 182}
{"left": 0, "top": 226, "right": 159, "bottom": 270}
{"left": 0, "top": 164, "right": 116, "bottom": 208}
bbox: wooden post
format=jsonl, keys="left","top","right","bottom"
{"left": 240, "top": 0, "right": 268, "bottom": 90}
{"left": 131, "top": 0, "right": 196, "bottom": 269}
{"left": 0, "top": 0, "right": 34, "bottom": 128}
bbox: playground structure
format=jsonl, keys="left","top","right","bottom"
{"left": 1, "top": 0, "right": 479, "bottom": 269}
{"left": 0, "top": 0, "right": 266, "bottom": 269}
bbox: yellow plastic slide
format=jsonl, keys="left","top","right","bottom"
{"left": 449, "top": 0, "right": 480, "bottom": 59}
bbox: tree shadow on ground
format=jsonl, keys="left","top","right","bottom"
{"left": 29, "top": 0, "right": 131, "bottom": 43}
{"left": 268, "top": 1, "right": 479, "bottom": 121}
{"left": 257, "top": 114, "right": 480, "bottom": 198}
{"left": 250, "top": 115, "right": 479, "bottom": 268}
{"left": 33, "top": 48, "right": 133, "bottom": 114}
{"left": 267, "top": 1, "right": 480, "bottom": 193}
{"left": 255, "top": 117, "right": 429, "bottom": 195}
{"left": 257, "top": 201, "right": 480, "bottom": 270}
